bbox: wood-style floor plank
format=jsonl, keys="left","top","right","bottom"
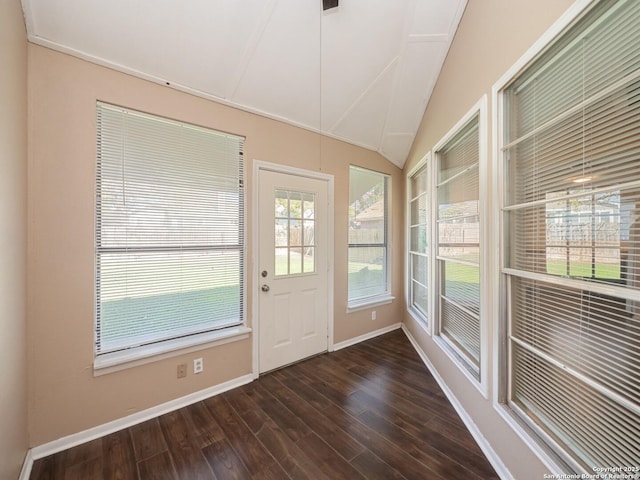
{"left": 294, "top": 433, "right": 367, "bottom": 480}
{"left": 157, "top": 411, "right": 215, "bottom": 480}
{"left": 180, "top": 401, "right": 226, "bottom": 450}
{"left": 203, "top": 395, "right": 287, "bottom": 478}
{"left": 323, "top": 403, "right": 449, "bottom": 480}
{"left": 137, "top": 451, "right": 179, "bottom": 480}
{"left": 63, "top": 456, "right": 103, "bottom": 480}
{"left": 201, "top": 438, "right": 252, "bottom": 480}
{"left": 259, "top": 373, "right": 366, "bottom": 461}
{"left": 30, "top": 329, "right": 498, "bottom": 480}
{"left": 130, "top": 419, "right": 167, "bottom": 462}
{"left": 30, "top": 457, "right": 57, "bottom": 480}
{"left": 350, "top": 449, "right": 408, "bottom": 480}
{"left": 255, "top": 422, "right": 323, "bottom": 480}
{"left": 102, "top": 430, "right": 137, "bottom": 480}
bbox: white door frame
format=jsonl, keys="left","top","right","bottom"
{"left": 252, "top": 160, "right": 335, "bottom": 378}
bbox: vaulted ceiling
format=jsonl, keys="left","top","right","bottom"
{"left": 22, "top": 0, "right": 466, "bottom": 168}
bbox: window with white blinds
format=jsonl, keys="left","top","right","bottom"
{"left": 435, "top": 113, "right": 481, "bottom": 379}
{"left": 501, "top": 0, "right": 640, "bottom": 472}
{"left": 348, "top": 166, "right": 390, "bottom": 305}
{"left": 95, "top": 103, "right": 245, "bottom": 359}
{"left": 408, "top": 162, "right": 429, "bottom": 325}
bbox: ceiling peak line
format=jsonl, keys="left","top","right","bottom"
{"left": 379, "top": 133, "right": 415, "bottom": 167}
{"left": 327, "top": 55, "right": 399, "bottom": 134}
{"left": 377, "top": 0, "right": 419, "bottom": 158}
{"left": 25, "top": 0, "right": 468, "bottom": 168}
{"left": 408, "top": 33, "right": 449, "bottom": 44}
{"left": 228, "top": 0, "right": 280, "bottom": 101}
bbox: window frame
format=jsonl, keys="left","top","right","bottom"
{"left": 493, "top": 0, "right": 640, "bottom": 473}
{"left": 432, "top": 96, "right": 489, "bottom": 396}
{"left": 347, "top": 165, "right": 394, "bottom": 311}
{"left": 94, "top": 103, "right": 250, "bottom": 374}
{"left": 406, "top": 154, "right": 432, "bottom": 330}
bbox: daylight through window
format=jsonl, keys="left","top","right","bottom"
{"left": 95, "top": 103, "right": 245, "bottom": 359}
{"left": 348, "top": 166, "right": 390, "bottom": 305}
{"left": 501, "top": 0, "right": 640, "bottom": 471}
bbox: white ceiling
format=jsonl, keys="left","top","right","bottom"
{"left": 22, "top": 0, "right": 466, "bottom": 168}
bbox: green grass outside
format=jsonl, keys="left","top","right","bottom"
{"left": 275, "top": 252, "right": 315, "bottom": 275}
{"left": 545, "top": 259, "right": 620, "bottom": 279}
{"left": 348, "top": 261, "right": 384, "bottom": 298}
{"left": 444, "top": 261, "right": 479, "bottom": 284}
{"left": 442, "top": 258, "right": 621, "bottom": 282}
{"left": 100, "top": 284, "right": 239, "bottom": 349}
{"left": 100, "top": 246, "right": 621, "bottom": 346}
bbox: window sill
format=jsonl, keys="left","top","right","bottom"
{"left": 432, "top": 334, "right": 487, "bottom": 399}
{"left": 94, "top": 326, "right": 252, "bottom": 376}
{"left": 407, "top": 307, "right": 430, "bottom": 334}
{"left": 347, "top": 294, "right": 395, "bottom": 313}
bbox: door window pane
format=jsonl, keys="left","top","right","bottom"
{"left": 275, "top": 189, "right": 316, "bottom": 277}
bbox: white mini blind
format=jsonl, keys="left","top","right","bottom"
{"left": 95, "top": 103, "right": 245, "bottom": 355}
{"left": 502, "top": 0, "right": 640, "bottom": 471}
{"left": 436, "top": 114, "right": 481, "bottom": 378}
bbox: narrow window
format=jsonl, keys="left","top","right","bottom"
{"left": 348, "top": 166, "right": 391, "bottom": 307}
{"left": 407, "top": 161, "right": 429, "bottom": 325}
{"left": 95, "top": 103, "right": 245, "bottom": 363}
{"left": 435, "top": 112, "right": 481, "bottom": 380}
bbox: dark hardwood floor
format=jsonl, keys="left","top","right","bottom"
{"left": 30, "top": 329, "right": 499, "bottom": 480}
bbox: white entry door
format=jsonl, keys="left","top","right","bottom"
{"left": 258, "top": 168, "right": 330, "bottom": 373}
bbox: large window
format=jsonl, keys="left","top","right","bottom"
{"left": 500, "top": 0, "right": 640, "bottom": 472}
{"left": 435, "top": 111, "right": 481, "bottom": 380}
{"left": 407, "top": 161, "right": 429, "bottom": 325}
{"left": 95, "top": 103, "right": 245, "bottom": 365}
{"left": 348, "top": 166, "right": 391, "bottom": 306}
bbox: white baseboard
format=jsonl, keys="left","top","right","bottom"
{"left": 18, "top": 449, "right": 34, "bottom": 480}
{"left": 401, "top": 325, "right": 512, "bottom": 480}
{"left": 22, "top": 373, "right": 254, "bottom": 473}
{"left": 21, "top": 325, "right": 506, "bottom": 479}
{"left": 332, "top": 322, "right": 401, "bottom": 351}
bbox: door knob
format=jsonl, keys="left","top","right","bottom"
{"left": 261, "top": 284, "right": 270, "bottom": 292}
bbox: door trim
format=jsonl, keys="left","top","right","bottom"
{"left": 252, "top": 160, "right": 335, "bottom": 378}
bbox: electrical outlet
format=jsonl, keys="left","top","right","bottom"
{"left": 194, "top": 357, "right": 204, "bottom": 374}
{"left": 372, "top": 310, "right": 377, "bottom": 320}
{"left": 177, "top": 363, "right": 187, "bottom": 379}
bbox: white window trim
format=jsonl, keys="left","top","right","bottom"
{"left": 491, "top": 0, "right": 602, "bottom": 473}
{"left": 405, "top": 154, "right": 431, "bottom": 331}
{"left": 94, "top": 103, "right": 248, "bottom": 373}
{"left": 94, "top": 326, "right": 252, "bottom": 375}
{"left": 431, "top": 95, "right": 489, "bottom": 399}
{"left": 346, "top": 293, "right": 395, "bottom": 313}
{"left": 347, "top": 166, "right": 393, "bottom": 310}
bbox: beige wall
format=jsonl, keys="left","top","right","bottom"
{"left": 27, "top": 44, "right": 403, "bottom": 446}
{"left": 403, "top": 0, "right": 575, "bottom": 478}
{"left": 0, "top": 0, "right": 28, "bottom": 477}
